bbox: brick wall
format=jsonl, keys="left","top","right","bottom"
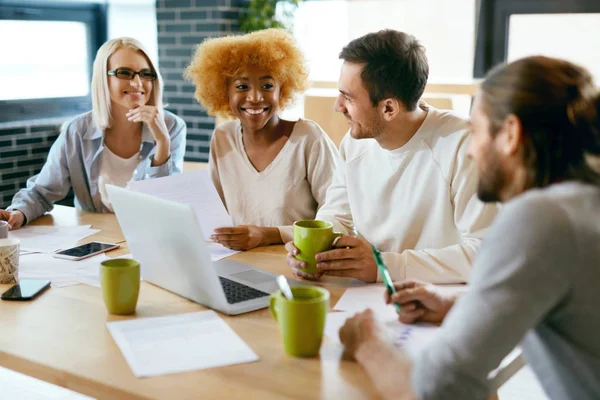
{"left": 0, "top": 0, "right": 245, "bottom": 209}
{"left": 156, "top": 0, "right": 244, "bottom": 162}
{"left": 0, "top": 122, "right": 74, "bottom": 209}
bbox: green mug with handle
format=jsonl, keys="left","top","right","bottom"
{"left": 100, "top": 258, "right": 140, "bottom": 315}
{"left": 293, "top": 220, "right": 343, "bottom": 274}
{"left": 270, "top": 286, "right": 330, "bottom": 357}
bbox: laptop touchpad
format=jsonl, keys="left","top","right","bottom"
{"left": 229, "top": 270, "right": 275, "bottom": 285}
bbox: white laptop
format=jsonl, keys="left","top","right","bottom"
{"left": 107, "top": 184, "right": 288, "bottom": 315}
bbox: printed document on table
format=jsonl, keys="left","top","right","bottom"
{"left": 333, "top": 284, "right": 466, "bottom": 321}
{"left": 325, "top": 311, "right": 524, "bottom": 388}
{"left": 330, "top": 285, "right": 440, "bottom": 357}
{"left": 127, "top": 170, "right": 233, "bottom": 240}
{"left": 9, "top": 225, "right": 100, "bottom": 253}
{"left": 206, "top": 242, "right": 240, "bottom": 261}
{"left": 324, "top": 310, "right": 439, "bottom": 358}
{"left": 107, "top": 310, "right": 259, "bottom": 378}
{"left": 19, "top": 253, "right": 108, "bottom": 288}
{"left": 333, "top": 284, "right": 399, "bottom": 320}
{"left": 0, "top": 366, "right": 94, "bottom": 400}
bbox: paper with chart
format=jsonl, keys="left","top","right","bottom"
{"left": 324, "top": 310, "right": 439, "bottom": 358}
{"left": 330, "top": 285, "right": 524, "bottom": 386}
{"left": 10, "top": 225, "right": 100, "bottom": 253}
{"left": 0, "top": 366, "right": 94, "bottom": 400}
{"left": 18, "top": 252, "right": 109, "bottom": 288}
{"left": 127, "top": 170, "right": 234, "bottom": 240}
{"left": 107, "top": 310, "right": 259, "bottom": 378}
{"left": 329, "top": 284, "right": 440, "bottom": 357}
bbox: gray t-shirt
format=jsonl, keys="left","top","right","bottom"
{"left": 412, "top": 181, "right": 600, "bottom": 399}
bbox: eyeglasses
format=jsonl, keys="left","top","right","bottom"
{"left": 108, "top": 68, "right": 157, "bottom": 81}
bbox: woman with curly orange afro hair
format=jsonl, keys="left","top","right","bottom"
{"left": 185, "top": 29, "right": 340, "bottom": 251}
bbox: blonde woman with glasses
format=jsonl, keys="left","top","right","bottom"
{"left": 0, "top": 37, "right": 186, "bottom": 230}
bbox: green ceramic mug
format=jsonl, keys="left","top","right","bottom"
{"left": 270, "top": 286, "right": 329, "bottom": 357}
{"left": 100, "top": 259, "right": 140, "bottom": 315}
{"left": 293, "top": 220, "right": 343, "bottom": 274}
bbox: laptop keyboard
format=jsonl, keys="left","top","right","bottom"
{"left": 218, "top": 276, "right": 269, "bottom": 304}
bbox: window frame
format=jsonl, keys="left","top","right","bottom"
{"left": 473, "top": 0, "right": 600, "bottom": 78}
{"left": 0, "top": 1, "right": 107, "bottom": 123}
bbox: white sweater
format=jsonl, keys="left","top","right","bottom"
{"left": 210, "top": 118, "right": 341, "bottom": 242}
{"left": 316, "top": 106, "right": 498, "bottom": 283}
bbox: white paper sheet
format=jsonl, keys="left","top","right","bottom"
{"left": 107, "top": 310, "right": 259, "bottom": 378}
{"left": 18, "top": 253, "right": 108, "bottom": 288}
{"left": 324, "top": 311, "right": 439, "bottom": 358}
{"left": 206, "top": 242, "right": 240, "bottom": 262}
{"left": 9, "top": 225, "right": 100, "bottom": 253}
{"left": 333, "top": 284, "right": 398, "bottom": 320}
{"left": 127, "top": 170, "right": 234, "bottom": 240}
{"left": 333, "top": 284, "right": 466, "bottom": 320}
{"left": 331, "top": 284, "right": 442, "bottom": 358}
{"left": 0, "top": 366, "right": 94, "bottom": 399}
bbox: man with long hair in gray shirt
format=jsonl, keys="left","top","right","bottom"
{"left": 338, "top": 55, "right": 600, "bottom": 400}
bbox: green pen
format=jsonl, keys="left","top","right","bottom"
{"left": 372, "top": 245, "right": 401, "bottom": 312}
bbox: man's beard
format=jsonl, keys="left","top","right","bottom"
{"left": 477, "top": 158, "right": 505, "bottom": 203}
{"left": 349, "top": 113, "right": 384, "bottom": 140}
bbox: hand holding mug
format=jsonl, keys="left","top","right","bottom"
{"left": 0, "top": 210, "right": 25, "bottom": 230}
{"left": 286, "top": 220, "right": 342, "bottom": 280}
{"left": 314, "top": 235, "right": 377, "bottom": 282}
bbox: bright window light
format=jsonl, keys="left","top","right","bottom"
{"left": 0, "top": 20, "right": 90, "bottom": 101}
{"left": 508, "top": 13, "right": 600, "bottom": 82}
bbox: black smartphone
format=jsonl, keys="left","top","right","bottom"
{"left": 52, "top": 241, "right": 120, "bottom": 261}
{"left": 1, "top": 279, "right": 51, "bottom": 301}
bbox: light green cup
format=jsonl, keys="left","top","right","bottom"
{"left": 100, "top": 259, "right": 140, "bottom": 315}
{"left": 270, "top": 286, "right": 329, "bottom": 357}
{"left": 293, "top": 220, "right": 343, "bottom": 274}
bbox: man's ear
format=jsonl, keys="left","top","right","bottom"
{"left": 380, "top": 98, "right": 401, "bottom": 121}
{"left": 497, "top": 114, "right": 523, "bottom": 156}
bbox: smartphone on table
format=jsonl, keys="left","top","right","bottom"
{"left": 372, "top": 245, "right": 401, "bottom": 312}
{"left": 53, "top": 241, "right": 120, "bottom": 261}
{"left": 1, "top": 279, "right": 51, "bottom": 301}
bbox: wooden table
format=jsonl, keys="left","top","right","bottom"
{"left": 0, "top": 206, "right": 521, "bottom": 399}
{"left": 182, "top": 161, "right": 208, "bottom": 173}
{"left": 0, "top": 206, "right": 381, "bottom": 399}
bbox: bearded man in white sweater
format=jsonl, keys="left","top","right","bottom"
{"left": 285, "top": 30, "right": 498, "bottom": 283}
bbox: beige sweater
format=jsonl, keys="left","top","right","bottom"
{"left": 209, "top": 118, "right": 341, "bottom": 242}
{"left": 316, "top": 106, "right": 499, "bottom": 283}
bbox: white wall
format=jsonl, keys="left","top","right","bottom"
{"left": 66, "top": 0, "right": 158, "bottom": 62}
{"left": 292, "top": 0, "right": 349, "bottom": 82}
{"left": 293, "top": 0, "right": 476, "bottom": 83}
{"left": 106, "top": 0, "right": 158, "bottom": 63}
{"left": 508, "top": 13, "right": 600, "bottom": 82}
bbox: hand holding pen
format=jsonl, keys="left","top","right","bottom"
{"left": 371, "top": 245, "right": 401, "bottom": 312}
{"left": 384, "top": 279, "right": 458, "bottom": 324}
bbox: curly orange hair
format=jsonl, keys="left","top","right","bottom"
{"left": 184, "top": 29, "right": 309, "bottom": 118}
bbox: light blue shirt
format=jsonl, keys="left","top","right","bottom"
{"left": 7, "top": 110, "right": 186, "bottom": 224}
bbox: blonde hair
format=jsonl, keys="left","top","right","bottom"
{"left": 184, "top": 28, "right": 309, "bottom": 118}
{"left": 91, "top": 37, "right": 164, "bottom": 130}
